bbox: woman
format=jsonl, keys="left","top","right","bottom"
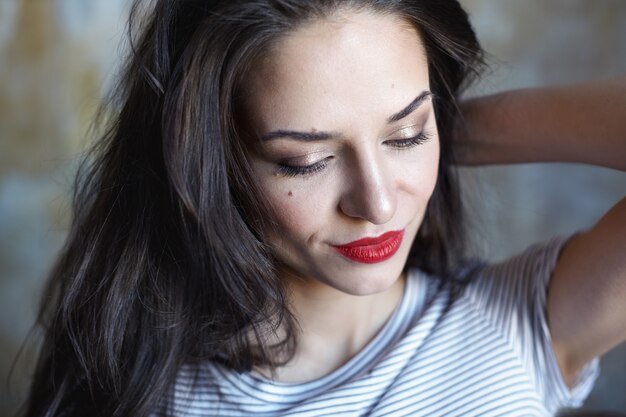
{"left": 23, "top": 0, "right": 626, "bottom": 416}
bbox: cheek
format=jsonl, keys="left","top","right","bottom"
{"left": 422, "top": 151, "right": 440, "bottom": 197}
{"left": 257, "top": 176, "right": 335, "bottom": 244}
{"left": 423, "top": 136, "right": 440, "bottom": 187}
{"left": 398, "top": 138, "right": 440, "bottom": 201}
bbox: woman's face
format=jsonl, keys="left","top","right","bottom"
{"left": 244, "top": 10, "right": 439, "bottom": 295}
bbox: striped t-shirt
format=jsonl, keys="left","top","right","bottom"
{"left": 157, "top": 237, "right": 599, "bottom": 416}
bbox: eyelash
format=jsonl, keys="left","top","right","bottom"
{"left": 276, "top": 132, "right": 431, "bottom": 178}
{"left": 277, "top": 158, "right": 331, "bottom": 178}
{"left": 384, "top": 131, "right": 432, "bottom": 149}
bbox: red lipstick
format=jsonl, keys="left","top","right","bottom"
{"left": 332, "top": 230, "right": 404, "bottom": 264}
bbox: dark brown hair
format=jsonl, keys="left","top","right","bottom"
{"left": 23, "top": 1, "right": 483, "bottom": 416}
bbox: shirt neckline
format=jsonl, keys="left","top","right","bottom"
{"left": 216, "top": 269, "right": 427, "bottom": 401}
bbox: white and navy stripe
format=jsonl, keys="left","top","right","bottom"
{"left": 152, "top": 237, "right": 598, "bottom": 416}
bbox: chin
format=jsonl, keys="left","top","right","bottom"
{"left": 321, "top": 259, "right": 406, "bottom": 296}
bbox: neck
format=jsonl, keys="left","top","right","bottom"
{"left": 259, "top": 272, "right": 406, "bottom": 383}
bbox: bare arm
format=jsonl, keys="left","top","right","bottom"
{"left": 455, "top": 77, "right": 626, "bottom": 386}
{"left": 455, "top": 77, "right": 626, "bottom": 170}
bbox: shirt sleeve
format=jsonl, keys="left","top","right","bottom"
{"left": 465, "top": 236, "right": 599, "bottom": 411}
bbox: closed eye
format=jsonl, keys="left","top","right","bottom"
{"left": 385, "top": 131, "right": 432, "bottom": 149}
{"left": 276, "top": 157, "right": 333, "bottom": 178}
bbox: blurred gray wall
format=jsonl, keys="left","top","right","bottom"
{"left": 1, "top": 0, "right": 624, "bottom": 415}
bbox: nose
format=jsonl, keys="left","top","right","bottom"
{"left": 338, "top": 153, "right": 397, "bottom": 225}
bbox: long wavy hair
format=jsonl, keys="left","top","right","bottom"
{"left": 23, "top": 1, "right": 483, "bottom": 416}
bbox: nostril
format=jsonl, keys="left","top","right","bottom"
{"left": 338, "top": 152, "right": 398, "bottom": 224}
{"left": 339, "top": 182, "right": 397, "bottom": 225}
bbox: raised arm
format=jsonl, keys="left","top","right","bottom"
{"left": 455, "top": 77, "right": 626, "bottom": 170}
{"left": 455, "top": 77, "right": 626, "bottom": 387}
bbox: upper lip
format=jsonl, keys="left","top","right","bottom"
{"left": 333, "top": 230, "right": 403, "bottom": 248}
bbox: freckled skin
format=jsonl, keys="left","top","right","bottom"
{"left": 245, "top": 11, "right": 439, "bottom": 296}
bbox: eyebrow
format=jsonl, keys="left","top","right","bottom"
{"left": 387, "top": 90, "right": 433, "bottom": 123}
{"left": 261, "top": 130, "right": 340, "bottom": 142}
{"left": 260, "top": 90, "right": 433, "bottom": 142}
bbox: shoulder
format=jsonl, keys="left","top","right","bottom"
{"left": 408, "top": 237, "right": 568, "bottom": 318}
{"left": 464, "top": 236, "right": 568, "bottom": 305}
{"left": 149, "top": 361, "right": 226, "bottom": 416}
{"left": 461, "top": 236, "right": 599, "bottom": 407}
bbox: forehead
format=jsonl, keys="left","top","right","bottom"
{"left": 245, "top": 10, "right": 430, "bottom": 133}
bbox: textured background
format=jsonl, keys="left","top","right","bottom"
{"left": 1, "top": 0, "right": 625, "bottom": 415}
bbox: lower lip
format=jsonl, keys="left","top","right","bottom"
{"left": 332, "top": 230, "right": 404, "bottom": 264}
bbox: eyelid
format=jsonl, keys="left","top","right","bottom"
{"left": 387, "top": 124, "right": 424, "bottom": 140}
{"left": 277, "top": 150, "right": 330, "bottom": 167}
{"left": 276, "top": 157, "right": 332, "bottom": 178}
{"left": 389, "top": 106, "right": 432, "bottom": 136}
